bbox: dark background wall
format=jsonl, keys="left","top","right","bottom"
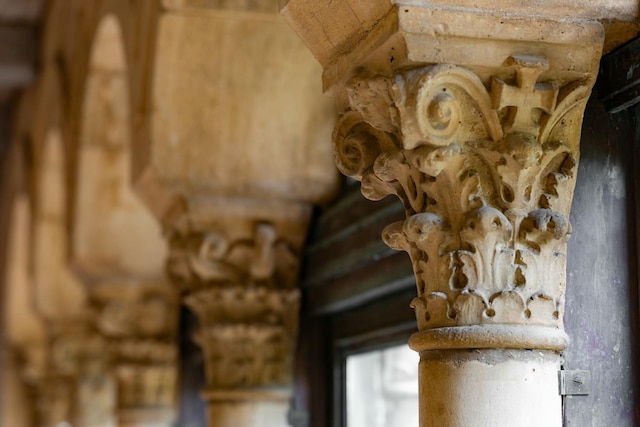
{"left": 564, "top": 91, "right": 638, "bottom": 426}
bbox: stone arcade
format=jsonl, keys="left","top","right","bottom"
{"left": 0, "top": 1, "right": 638, "bottom": 427}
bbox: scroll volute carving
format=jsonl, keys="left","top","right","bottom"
{"left": 166, "top": 200, "right": 311, "bottom": 390}
{"left": 334, "top": 56, "right": 593, "bottom": 349}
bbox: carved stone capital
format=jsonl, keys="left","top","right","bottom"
{"left": 332, "top": 49, "right": 601, "bottom": 352}
{"left": 46, "top": 323, "right": 116, "bottom": 427}
{"left": 91, "top": 282, "right": 178, "bottom": 341}
{"left": 283, "top": 4, "right": 606, "bottom": 426}
{"left": 114, "top": 359, "right": 176, "bottom": 409}
{"left": 167, "top": 198, "right": 311, "bottom": 292}
{"left": 91, "top": 283, "right": 178, "bottom": 414}
{"left": 167, "top": 197, "right": 310, "bottom": 393}
{"left": 50, "top": 323, "right": 109, "bottom": 376}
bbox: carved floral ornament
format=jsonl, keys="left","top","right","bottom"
{"left": 166, "top": 201, "right": 310, "bottom": 391}
{"left": 333, "top": 55, "right": 593, "bottom": 351}
{"left": 167, "top": 220, "right": 303, "bottom": 291}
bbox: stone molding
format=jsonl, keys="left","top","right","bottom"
{"left": 162, "top": 0, "right": 279, "bottom": 14}
{"left": 330, "top": 27, "right": 603, "bottom": 351}
{"left": 167, "top": 197, "right": 310, "bottom": 392}
{"left": 202, "top": 388, "right": 292, "bottom": 402}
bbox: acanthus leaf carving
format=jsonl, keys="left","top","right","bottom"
{"left": 333, "top": 55, "right": 592, "bottom": 350}
{"left": 115, "top": 362, "right": 176, "bottom": 409}
{"left": 194, "top": 323, "right": 294, "bottom": 389}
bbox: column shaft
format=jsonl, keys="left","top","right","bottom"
{"left": 167, "top": 197, "right": 311, "bottom": 427}
{"left": 280, "top": 4, "right": 605, "bottom": 425}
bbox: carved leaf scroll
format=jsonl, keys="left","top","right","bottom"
{"left": 333, "top": 57, "right": 590, "bottom": 338}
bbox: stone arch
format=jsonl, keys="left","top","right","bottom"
{"left": 1, "top": 193, "right": 45, "bottom": 427}
{"left": 5, "top": 194, "right": 45, "bottom": 358}
{"left": 72, "top": 14, "right": 166, "bottom": 284}
{"left": 32, "top": 127, "right": 86, "bottom": 320}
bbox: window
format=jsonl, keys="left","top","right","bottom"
{"left": 346, "top": 344, "right": 419, "bottom": 427}
{"left": 296, "top": 183, "right": 418, "bottom": 427}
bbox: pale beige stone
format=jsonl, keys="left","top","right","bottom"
{"left": 167, "top": 197, "right": 310, "bottom": 427}
{"left": 138, "top": 11, "right": 338, "bottom": 425}
{"left": 33, "top": 128, "right": 87, "bottom": 321}
{"left": 4, "top": 195, "right": 45, "bottom": 351}
{"left": 419, "top": 350, "right": 562, "bottom": 427}
{"left": 91, "top": 282, "right": 178, "bottom": 427}
{"left": 281, "top": 0, "right": 638, "bottom": 61}
{"left": 4, "top": 0, "right": 636, "bottom": 425}
{"left": 145, "top": 9, "right": 339, "bottom": 218}
{"left": 205, "top": 393, "right": 290, "bottom": 427}
{"left": 0, "top": 349, "right": 35, "bottom": 427}
{"left": 163, "top": 0, "right": 280, "bottom": 14}
{"left": 48, "top": 323, "right": 117, "bottom": 427}
{"left": 74, "top": 14, "right": 167, "bottom": 284}
{"left": 3, "top": 3, "right": 340, "bottom": 425}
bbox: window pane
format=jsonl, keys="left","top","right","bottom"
{"left": 346, "top": 344, "right": 419, "bottom": 427}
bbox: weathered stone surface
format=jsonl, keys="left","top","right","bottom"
{"left": 331, "top": 39, "right": 601, "bottom": 351}
{"left": 167, "top": 198, "right": 309, "bottom": 390}
{"left": 282, "top": 0, "right": 637, "bottom": 64}
{"left": 283, "top": 3, "right": 604, "bottom": 427}
{"left": 48, "top": 322, "right": 116, "bottom": 427}
{"left": 167, "top": 197, "right": 309, "bottom": 426}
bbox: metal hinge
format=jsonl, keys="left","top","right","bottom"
{"left": 559, "top": 369, "right": 591, "bottom": 396}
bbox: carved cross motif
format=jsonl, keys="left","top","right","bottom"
{"left": 333, "top": 60, "right": 595, "bottom": 351}
{"left": 491, "top": 55, "right": 558, "bottom": 134}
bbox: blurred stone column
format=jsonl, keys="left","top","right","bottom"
{"left": 92, "top": 283, "right": 178, "bottom": 427}
{"left": 167, "top": 198, "right": 310, "bottom": 427}
{"left": 133, "top": 2, "right": 340, "bottom": 426}
{"left": 49, "top": 322, "right": 115, "bottom": 427}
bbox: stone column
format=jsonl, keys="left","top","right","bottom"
{"left": 49, "top": 322, "right": 116, "bottom": 427}
{"left": 282, "top": 3, "right": 604, "bottom": 426}
{"left": 167, "top": 197, "right": 310, "bottom": 427}
{"left": 134, "top": 4, "right": 339, "bottom": 426}
{"left": 92, "top": 283, "right": 178, "bottom": 427}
